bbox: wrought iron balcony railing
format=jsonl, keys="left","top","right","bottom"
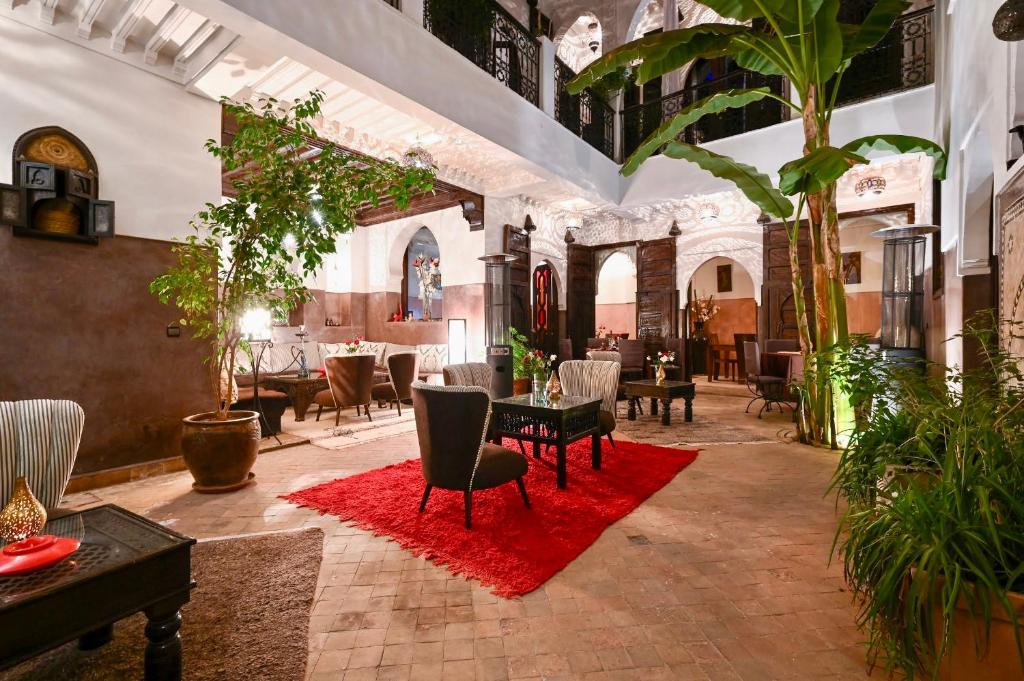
{"left": 423, "top": 0, "right": 539, "bottom": 106}
{"left": 621, "top": 70, "right": 787, "bottom": 160}
{"left": 380, "top": 0, "right": 401, "bottom": 9}
{"left": 834, "top": 6, "right": 934, "bottom": 107}
{"left": 554, "top": 57, "right": 616, "bottom": 160}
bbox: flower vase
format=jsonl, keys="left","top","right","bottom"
{"left": 421, "top": 294, "right": 431, "bottom": 321}
{"left": 532, "top": 374, "right": 547, "bottom": 401}
{"left": 693, "top": 320, "right": 706, "bottom": 341}
{"left": 655, "top": 364, "right": 666, "bottom": 385}
{"left": 0, "top": 476, "right": 47, "bottom": 543}
{"left": 546, "top": 370, "right": 562, "bottom": 402}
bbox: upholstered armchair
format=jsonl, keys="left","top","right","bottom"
{"left": 1, "top": 399, "right": 85, "bottom": 512}
{"left": 371, "top": 352, "right": 420, "bottom": 415}
{"left": 586, "top": 350, "right": 622, "bottom": 363}
{"left": 411, "top": 383, "right": 530, "bottom": 529}
{"left": 442, "top": 363, "right": 493, "bottom": 395}
{"left": 558, "top": 360, "right": 620, "bottom": 448}
{"left": 617, "top": 339, "right": 646, "bottom": 381}
{"left": 315, "top": 354, "right": 376, "bottom": 425}
{"left": 743, "top": 341, "right": 788, "bottom": 418}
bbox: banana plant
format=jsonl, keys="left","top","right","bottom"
{"left": 568, "top": 0, "right": 946, "bottom": 446}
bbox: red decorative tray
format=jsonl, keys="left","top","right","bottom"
{"left": 0, "top": 535, "right": 81, "bottom": 576}
{"left": 316, "top": 367, "right": 326, "bottom": 376}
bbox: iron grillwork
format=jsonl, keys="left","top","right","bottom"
{"left": 424, "top": 0, "right": 539, "bottom": 106}
{"left": 554, "top": 57, "right": 616, "bottom": 160}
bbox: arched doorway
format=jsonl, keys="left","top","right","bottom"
{"left": 595, "top": 251, "right": 637, "bottom": 339}
{"left": 402, "top": 226, "right": 442, "bottom": 321}
{"left": 685, "top": 256, "right": 757, "bottom": 375}
{"left": 532, "top": 262, "right": 560, "bottom": 355}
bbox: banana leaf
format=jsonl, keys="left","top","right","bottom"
{"left": 694, "top": 0, "right": 787, "bottom": 21}
{"left": 841, "top": 0, "right": 912, "bottom": 62}
{"left": 777, "top": 0, "right": 829, "bottom": 24}
{"left": 808, "top": 0, "right": 845, "bottom": 86}
{"left": 778, "top": 146, "right": 867, "bottom": 195}
{"left": 566, "top": 25, "right": 744, "bottom": 94}
{"left": 662, "top": 141, "right": 795, "bottom": 218}
{"left": 622, "top": 88, "right": 772, "bottom": 176}
{"left": 841, "top": 135, "right": 948, "bottom": 179}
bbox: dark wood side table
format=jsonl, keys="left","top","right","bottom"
{"left": 490, "top": 394, "right": 601, "bottom": 489}
{"left": 624, "top": 379, "right": 696, "bottom": 426}
{"left": 260, "top": 374, "right": 328, "bottom": 422}
{"left": 0, "top": 505, "right": 195, "bottom": 681}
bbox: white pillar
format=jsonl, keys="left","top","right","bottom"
{"left": 540, "top": 36, "right": 556, "bottom": 117}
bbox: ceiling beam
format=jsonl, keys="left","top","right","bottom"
{"left": 110, "top": 0, "right": 154, "bottom": 53}
{"left": 172, "top": 17, "right": 216, "bottom": 79}
{"left": 76, "top": 0, "right": 107, "bottom": 38}
{"left": 144, "top": 4, "right": 191, "bottom": 65}
{"left": 38, "top": 0, "right": 58, "bottom": 24}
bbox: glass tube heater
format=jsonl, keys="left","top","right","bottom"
{"left": 871, "top": 224, "right": 939, "bottom": 362}
{"left": 479, "top": 253, "right": 518, "bottom": 397}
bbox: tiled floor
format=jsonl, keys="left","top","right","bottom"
{"left": 63, "top": 394, "right": 870, "bottom": 680}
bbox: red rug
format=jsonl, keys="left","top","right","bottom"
{"left": 283, "top": 438, "right": 698, "bottom": 597}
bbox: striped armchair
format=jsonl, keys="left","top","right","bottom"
{"left": 442, "top": 363, "right": 494, "bottom": 395}
{"left": 558, "top": 360, "right": 620, "bottom": 448}
{"left": 0, "top": 399, "right": 85, "bottom": 510}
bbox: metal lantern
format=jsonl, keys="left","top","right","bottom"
{"left": 994, "top": 0, "right": 1024, "bottom": 41}
{"left": 480, "top": 253, "right": 518, "bottom": 397}
{"left": 872, "top": 224, "right": 939, "bottom": 362}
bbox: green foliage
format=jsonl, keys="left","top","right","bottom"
{"left": 842, "top": 135, "right": 949, "bottom": 179}
{"left": 841, "top": 0, "right": 912, "bottom": 61}
{"left": 509, "top": 326, "right": 532, "bottom": 380}
{"left": 150, "top": 91, "right": 434, "bottom": 417}
{"left": 778, "top": 145, "right": 867, "bottom": 196}
{"left": 830, "top": 316, "right": 1024, "bottom": 678}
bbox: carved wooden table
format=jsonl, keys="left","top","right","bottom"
{"left": 490, "top": 394, "right": 601, "bottom": 489}
{"left": 624, "top": 379, "right": 696, "bottom": 426}
{"left": 0, "top": 505, "right": 195, "bottom": 680}
{"left": 260, "top": 374, "right": 328, "bottom": 422}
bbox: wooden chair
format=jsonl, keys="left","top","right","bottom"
{"left": 733, "top": 333, "right": 757, "bottom": 383}
{"left": 707, "top": 334, "right": 738, "bottom": 382}
{"left": 743, "top": 342, "right": 788, "bottom": 418}
{"left": 315, "top": 354, "right": 375, "bottom": 425}
{"left": 371, "top": 352, "right": 420, "bottom": 416}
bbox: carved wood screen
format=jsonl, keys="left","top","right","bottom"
{"left": 997, "top": 164, "right": 1024, "bottom": 360}
{"left": 567, "top": 244, "right": 596, "bottom": 360}
{"left": 503, "top": 224, "right": 531, "bottom": 338}
{"left": 636, "top": 237, "right": 679, "bottom": 353}
{"left": 532, "top": 263, "right": 559, "bottom": 356}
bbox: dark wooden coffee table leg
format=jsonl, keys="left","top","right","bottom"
{"left": 79, "top": 623, "right": 113, "bottom": 650}
{"left": 591, "top": 431, "right": 601, "bottom": 470}
{"left": 650, "top": 398, "right": 659, "bottom": 416}
{"left": 684, "top": 395, "right": 694, "bottom": 422}
{"left": 291, "top": 387, "right": 314, "bottom": 422}
{"left": 627, "top": 397, "right": 637, "bottom": 421}
{"left": 144, "top": 600, "right": 183, "bottom": 681}
{"left": 661, "top": 399, "right": 671, "bottom": 426}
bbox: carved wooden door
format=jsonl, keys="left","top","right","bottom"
{"left": 504, "top": 224, "right": 531, "bottom": 339}
{"left": 566, "top": 244, "right": 596, "bottom": 360}
{"left": 636, "top": 237, "right": 679, "bottom": 354}
{"left": 761, "top": 221, "right": 814, "bottom": 342}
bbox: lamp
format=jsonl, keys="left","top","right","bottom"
{"left": 523, "top": 214, "right": 536, "bottom": 233}
{"left": 448, "top": 318, "right": 468, "bottom": 365}
{"left": 668, "top": 220, "right": 681, "bottom": 236}
{"left": 994, "top": 0, "right": 1024, "bottom": 41}
{"left": 697, "top": 202, "right": 719, "bottom": 222}
{"left": 240, "top": 308, "right": 272, "bottom": 341}
{"left": 855, "top": 176, "right": 887, "bottom": 197}
{"left": 239, "top": 307, "right": 278, "bottom": 440}
{"left": 564, "top": 227, "right": 576, "bottom": 244}
{"left": 403, "top": 144, "right": 435, "bottom": 171}
{"left": 872, "top": 224, "right": 939, "bottom": 363}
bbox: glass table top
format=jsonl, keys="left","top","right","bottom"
{"left": 493, "top": 394, "right": 600, "bottom": 410}
{"left": 0, "top": 505, "right": 193, "bottom": 608}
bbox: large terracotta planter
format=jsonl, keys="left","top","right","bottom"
{"left": 512, "top": 378, "right": 531, "bottom": 396}
{"left": 935, "top": 586, "right": 1024, "bottom": 680}
{"left": 181, "top": 411, "right": 260, "bottom": 493}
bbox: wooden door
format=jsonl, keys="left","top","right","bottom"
{"left": 566, "top": 244, "right": 596, "bottom": 360}
{"left": 532, "top": 263, "right": 559, "bottom": 356}
{"left": 503, "top": 224, "right": 531, "bottom": 338}
{"left": 636, "top": 237, "right": 679, "bottom": 355}
{"left": 762, "top": 221, "right": 814, "bottom": 342}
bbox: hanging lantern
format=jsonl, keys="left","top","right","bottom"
{"left": 855, "top": 176, "right": 887, "bottom": 197}
{"left": 994, "top": 0, "right": 1024, "bottom": 41}
{"left": 402, "top": 144, "right": 435, "bottom": 171}
{"left": 564, "top": 228, "right": 576, "bottom": 244}
{"left": 697, "top": 202, "right": 719, "bottom": 222}
{"left": 668, "top": 220, "right": 681, "bottom": 236}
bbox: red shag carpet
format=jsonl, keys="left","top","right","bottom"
{"left": 283, "top": 438, "right": 699, "bottom": 597}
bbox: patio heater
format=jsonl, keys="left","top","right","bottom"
{"left": 480, "top": 253, "right": 518, "bottom": 398}
{"left": 871, "top": 224, "right": 939, "bottom": 365}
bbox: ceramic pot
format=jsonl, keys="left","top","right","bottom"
{"left": 0, "top": 477, "right": 47, "bottom": 542}
{"left": 513, "top": 378, "right": 531, "bottom": 396}
{"left": 935, "top": 585, "right": 1024, "bottom": 680}
{"left": 181, "top": 411, "right": 260, "bottom": 493}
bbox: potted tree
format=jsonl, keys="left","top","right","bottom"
{"left": 568, "top": 0, "right": 946, "bottom": 447}
{"left": 509, "top": 326, "right": 532, "bottom": 395}
{"left": 151, "top": 91, "right": 433, "bottom": 492}
{"left": 831, "top": 317, "right": 1024, "bottom": 679}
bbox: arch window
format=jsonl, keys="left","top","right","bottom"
{"left": 403, "top": 227, "right": 442, "bottom": 321}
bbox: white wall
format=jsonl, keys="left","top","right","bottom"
{"left": 689, "top": 257, "right": 755, "bottom": 300}
{"left": 595, "top": 252, "right": 636, "bottom": 304}
{"left": 0, "top": 18, "right": 221, "bottom": 242}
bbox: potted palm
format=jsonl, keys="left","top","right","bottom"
{"left": 568, "top": 0, "right": 946, "bottom": 447}
{"left": 151, "top": 91, "right": 433, "bottom": 492}
{"left": 510, "top": 326, "right": 532, "bottom": 395}
{"left": 831, "top": 317, "right": 1024, "bottom": 679}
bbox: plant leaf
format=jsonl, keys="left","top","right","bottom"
{"left": 661, "top": 141, "right": 794, "bottom": 218}
{"left": 777, "top": 0, "right": 828, "bottom": 24}
{"left": 841, "top": 0, "right": 912, "bottom": 61}
{"left": 841, "top": 135, "right": 948, "bottom": 179}
{"left": 808, "top": 0, "right": 845, "bottom": 85}
{"left": 567, "top": 24, "right": 745, "bottom": 93}
{"left": 692, "top": 0, "right": 786, "bottom": 21}
{"left": 778, "top": 146, "right": 867, "bottom": 195}
{"left": 622, "top": 88, "right": 772, "bottom": 175}
{"left": 733, "top": 32, "right": 794, "bottom": 78}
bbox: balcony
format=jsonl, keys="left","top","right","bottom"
{"left": 554, "top": 57, "right": 616, "bottom": 161}
{"left": 423, "top": 0, "right": 539, "bottom": 106}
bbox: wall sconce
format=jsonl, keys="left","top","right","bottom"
{"left": 564, "top": 228, "right": 576, "bottom": 244}
{"left": 697, "top": 202, "right": 719, "bottom": 222}
{"left": 668, "top": 220, "right": 681, "bottom": 236}
{"left": 448, "top": 318, "right": 468, "bottom": 365}
{"left": 855, "top": 176, "right": 887, "bottom": 197}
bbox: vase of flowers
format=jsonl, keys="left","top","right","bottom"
{"left": 691, "top": 293, "right": 720, "bottom": 340}
{"left": 342, "top": 336, "right": 364, "bottom": 354}
{"left": 412, "top": 254, "right": 441, "bottom": 320}
{"left": 648, "top": 350, "right": 676, "bottom": 385}
{"left": 522, "top": 350, "right": 555, "bottom": 399}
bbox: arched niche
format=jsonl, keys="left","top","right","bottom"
{"left": 14, "top": 126, "right": 98, "bottom": 179}
{"left": 684, "top": 256, "right": 757, "bottom": 343}
{"left": 402, "top": 226, "right": 443, "bottom": 321}
{"left": 595, "top": 250, "right": 638, "bottom": 338}
{"left": 554, "top": 13, "right": 603, "bottom": 73}
{"left": 531, "top": 260, "right": 561, "bottom": 354}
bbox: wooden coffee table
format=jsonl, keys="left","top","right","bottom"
{"left": 260, "top": 374, "right": 328, "bottom": 421}
{"left": 624, "top": 379, "right": 696, "bottom": 426}
{"left": 0, "top": 505, "right": 195, "bottom": 680}
{"left": 490, "top": 394, "right": 601, "bottom": 489}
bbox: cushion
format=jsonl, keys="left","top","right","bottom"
{"left": 417, "top": 344, "right": 448, "bottom": 374}
{"left": 313, "top": 389, "right": 336, "bottom": 408}
{"left": 472, "top": 444, "right": 529, "bottom": 490}
{"left": 318, "top": 342, "right": 345, "bottom": 359}
{"left": 371, "top": 383, "right": 397, "bottom": 401}
{"left": 384, "top": 343, "right": 415, "bottom": 362}
{"left": 362, "top": 341, "right": 388, "bottom": 367}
